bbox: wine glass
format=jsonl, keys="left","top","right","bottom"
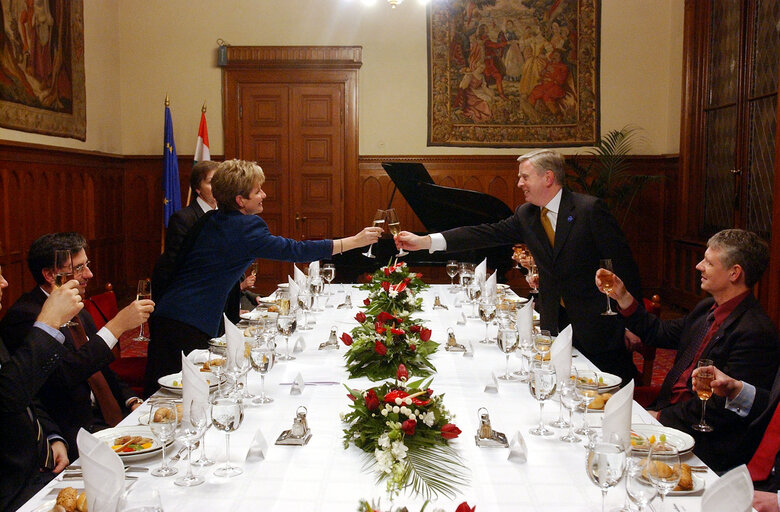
{"left": 647, "top": 442, "right": 681, "bottom": 512}
{"left": 528, "top": 360, "right": 556, "bottom": 436}
{"left": 587, "top": 438, "right": 627, "bottom": 512}
{"left": 446, "top": 260, "right": 459, "bottom": 292}
{"left": 527, "top": 262, "right": 539, "bottom": 294}
{"left": 321, "top": 263, "right": 336, "bottom": 296}
{"left": 54, "top": 250, "right": 78, "bottom": 327}
{"left": 276, "top": 314, "right": 298, "bottom": 361}
{"left": 466, "top": 283, "right": 481, "bottom": 319}
{"left": 558, "top": 370, "right": 581, "bottom": 442}
{"left": 276, "top": 289, "right": 291, "bottom": 316}
{"left": 513, "top": 331, "right": 534, "bottom": 382}
{"left": 385, "top": 208, "right": 407, "bottom": 257}
{"left": 149, "top": 400, "right": 178, "bottom": 477}
{"left": 133, "top": 279, "right": 151, "bottom": 342}
{"left": 192, "top": 401, "right": 215, "bottom": 467}
{"left": 692, "top": 358, "right": 714, "bottom": 432}
{"left": 625, "top": 441, "right": 657, "bottom": 512}
{"left": 534, "top": 329, "right": 553, "bottom": 361}
{"left": 309, "top": 275, "right": 324, "bottom": 312}
{"left": 117, "top": 486, "right": 164, "bottom": 512}
{"left": 211, "top": 397, "right": 244, "bottom": 478}
{"left": 497, "top": 328, "right": 519, "bottom": 380}
{"left": 208, "top": 344, "right": 226, "bottom": 398}
{"left": 478, "top": 298, "right": 496, "bottom": 344}
{"left": 250, "top": 338, "right": 276, "bottom": 405}
{"left": 226, "top": 342, "right": 253, "bottom": 402}
{"left": 512, "top": 244, "right": 530, "bottom": 270}
{"left": 599, "top": 259, "right": 618, "bottom": 316}
{"left": 362, "top": 209, "right": 385, "bottom": 258}
{"left": 174, "top": 401, "right": 208, "bottom": 486}
{"left": 575, "top": 370, "right": 599, "bottom": 436}
{"left": 296, "top": 290, "right": 313, "bottom": 331}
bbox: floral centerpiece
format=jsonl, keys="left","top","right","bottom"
{"left": 343, "top": 369, "right": 468, "bottom": 499}
{"left": 343, "top": 262, "right": 437, "bottom": 381}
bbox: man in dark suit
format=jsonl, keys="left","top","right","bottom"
{"left": 598, "top": 229, "right": 780, "bottom": 472}
{"left": 395, "top": 149, "right": 642, "bottom": 384}
{"left": 0, "top": 233, "right": 154, "bottom": 460}
{"left": 0, "top": 267, "right": 84, "bottom": 510}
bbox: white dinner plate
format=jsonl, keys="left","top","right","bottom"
{"left": 93, "top": 425, "right": 171, "bottom": 461}
{"left": 572, "top": 367, "right": 622, "bottom": 392}
{"left": 157, "top": 372, "right": 220, "bottom": 395}
{"left": 630, "top": 424, "right": 696, "bottom": 455}
{"left": 669, "top": 473, "right": 705, "bottom": 496}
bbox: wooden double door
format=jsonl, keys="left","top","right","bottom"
{"left": 222, "top": 47, "right": 361, "bottom": 291}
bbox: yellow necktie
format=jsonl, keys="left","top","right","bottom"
{"left": 540, "top": 207, "right": 555, "bottom": 247}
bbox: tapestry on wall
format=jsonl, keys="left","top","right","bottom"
{"left": 427, "top": 0, "right": 599, "bottom": 147}
{"left": 0, "top": 0, "right": 86, "bottom": 140}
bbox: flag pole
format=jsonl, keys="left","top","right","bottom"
{"left": 162, "top": 93, "right": 169, "bottom": 252}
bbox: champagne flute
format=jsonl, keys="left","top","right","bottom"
{"left": 575, "top": 370, "right": 599, "bottom": 435}
{"left": 321, "top": 263, "right": 335, "bottom": 296}
{"left": 559, "top": 370, "right": 582, "bottom": 442}
{"left": 362, "top": 209, "right": 385, "bottom": 258}
{"left": 149, "top": 400, "right": 178, "bottom": 477}
{"left": 692, "top": 358, "right": 715, "bottom": 432}
{"left": 512, "top": 244, "right": 529, "bottom": 270}
{"left": 296, "top": 290, "right": 313, "bottom": 331}
{"left": 133, "top": 279, "right": 151, "bottom": 342}
{"left": 174, "top": 401, "right": 208, "bottom": 486}
{"left": 496, "top": 328, "right": 519, "bottom": 380}
{"left": 211, "top": 397, "right": 244, "bottom": 478}
{"left": 527, "top": 262, "right": 540, "bottom": 294}
{"left": 478, "top": 298, "right": 496, "bottom": 344}
{"left": 528, "top": 361, "right": 556, "bottom": 436}
{"left": 54, "top": 250, "right": 78, "bottom": 327}
{"left": 385, "top": 208, "right": 407, "bottom": 257}
{"left": 446, "top": 260, "right": 459, "bottom": 292}
{"left": 599, "top": 259, "right": 618, "bottom": 316}
{"left": 587, "top": 439, "right": 627, "bottom": 512}
{"left": 276, "top": 314, "right": 297, "bottom": 361}
{"left": 250, "top": 339, "right": 276, "bottom": 405}
{"left": 647, "top": 442, "right": 681, "bottom": 512}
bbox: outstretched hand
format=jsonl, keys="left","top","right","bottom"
{"left": 354, "top": 226, "right": 383, "bottom": 247}
{"left": 395, "top": 231, "right": 431, "bottom": 252}
{"left": 595, "top": 268, "right": 633, "bottom": 309}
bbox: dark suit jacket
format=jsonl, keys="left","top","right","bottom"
{"left": 0, "top": 329, "right": 65, "bottom": 511}
{"left": 442, "top": 188, "right": 642, "bottom": 382}
{"left": 625, "top": 293, "right": 780, "bottom": 472}
{"left": 0, "top": 287, "right": 133, "bottom": 460}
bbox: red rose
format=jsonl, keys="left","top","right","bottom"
{"left": 409, "top": 344, "right": 416, "bottom": 352}
{"left": 384, "top": 267, "right": 391, "bottom": 276}
{"left": 441, "top": 423, "right": 461, "bottom": 440}
{"left": 347, "top": 393, "right": 356, "bottom": 401}
{"left": 374, "top": 340, "right": 387, "bottom": 355}
{"left": 455, "top": 503, "right": 475, "bottom": 512}
{"left": 394, "top": 281, "right": 407, "bottom": 293}
{"left": 340, "top": 333, "right": 353, "bottom": 346}
{"left": 377, "top": 311, "right": 393, "bottom": 323}
{"left": 381, "top": 281, "right": 391, "bottom": 292}
{"left": 401, "top": 418, "right": 417, "bottom": 436}
{"left": 364, "top": 389, "right": 380, "bottom": 411}
{"left": 390, "top": 328, "right": 405, "bottom": 336}
{"left": 397, "top": 364, "right": 408, "bottom": 382}
{"left": 366, "top": 275, "right": 373, "bottom": 281}
{"left": 363, "top": 298, "right": 370, "bottom": 306}
{"left": 355, "top": 311, "right": 367, "bottom": 323}
{"left": 409, "top": 325, "right": 421, "bottom": 333}
{"left": 416, "top": 273, "right": 423, "bottom": 279}
{"left": 420, "top": 328, "right": 432, "bottom": 342}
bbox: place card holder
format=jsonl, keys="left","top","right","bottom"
{"left": 474, "top": 407, "right": 509, "bottom": 448}
{"left": 444, "top": 328, "right": 466, "bottom": 352}
{"left": 275, "top": 406, "right": 312, "bottom": 446}
{"left": 319, "top": 326, "right": 340, "bottom": 350}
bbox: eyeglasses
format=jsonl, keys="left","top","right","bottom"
{"left": 73, "top": 261, "right": 91, "bottom": 275}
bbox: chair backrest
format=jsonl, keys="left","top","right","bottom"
{"left": 83, "top": 282, "right": 118, "bottom": 330}
{"left": 635, "top": 295, "right": 662, "bottom": 386}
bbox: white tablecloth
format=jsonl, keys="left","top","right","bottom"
{"left": 20, "top": 285, "right": 719, "bottom": 512}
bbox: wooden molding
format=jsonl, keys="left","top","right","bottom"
{"left": 223, "top": 46, "right": 362, "bottom": 69}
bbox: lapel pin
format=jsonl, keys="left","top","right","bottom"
{"left": 567, "top": 215, "right": 573, "bottom": 222}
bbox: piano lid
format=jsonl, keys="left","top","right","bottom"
{"left": 382, "top": 162, "right": 514, "bottom": 233}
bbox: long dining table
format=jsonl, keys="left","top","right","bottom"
{"left": 20, "top": 284, "right": 720, "bottom": 512}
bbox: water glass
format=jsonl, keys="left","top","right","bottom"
{"left": 211, "top": 397, "right": 244, "bottom": 478}
{"left": 587, "top": 440, "right": 627, "bottom": 512}
{"left": 149, "top": 400, "right": 178, "bottom": 477}
{"left": 528, "top": 361, "right": 556, "bottom": 436}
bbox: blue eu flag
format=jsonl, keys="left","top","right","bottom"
{"left": 162, "top": 105, "right": 181, "bottom": 227}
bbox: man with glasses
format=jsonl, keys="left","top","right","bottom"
{"left": 0, "top": 233, "right": 154, "bottom": 460}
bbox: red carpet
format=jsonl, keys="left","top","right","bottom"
{"left": 118, "top": 324, "right": 149, "bottom": 358}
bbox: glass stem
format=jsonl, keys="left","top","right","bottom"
{"left": 538, "top": 402, "right": 545, "bottom": 431}
{"left": 261, "top": 375, "right": 266, "bottom": 399}
{"left": 505, "top": 355, "right": 510, "bottom": 379}
{"left": 606, "top": 293, "right": 613, "bottom": 313}
{"left": 286, "top": 336, "right": 291, "bottom": 359}
{"left": 700, "top": 399, "right": 708, "bottom": 424}
{"left": 160, "top": 439, "right": 167, "bottom": 470}
{"left": 568, "top": 408, "right": 575, "bottom": 438}
{"left": 225, "top": 433, "right": 231, "bottom": 469}
{"left": 601, "top": 489, "right": 607, "bottom": 512}
{"left": 186, "top": 445, "right": 194, "bottom": 479}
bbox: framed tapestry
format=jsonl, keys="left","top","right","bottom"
{"left": 0, "top": 0, "right": 86, "bottom": 140}
{"left": 427, "top": 0, "right": 599, "bottom": 147}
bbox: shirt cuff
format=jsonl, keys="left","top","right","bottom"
{"left": 33, "top": 322, "right": 66, "bottom": 344}
{"left": 97, "top": 326, "right": 118, "bottom": 350}
{"left": 725, "top": 381, "right": 755, "bottom": 417}
{"left": 429, "top": 233, "right": 447, "bottom": 253}
{"left": 619, "top": 298, "right": 639, "bottom": 317}
{"left": 47, "top": 434, "right": 66, "bottom": 444}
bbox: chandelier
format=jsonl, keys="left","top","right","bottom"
{"left": 387, "top": 0, "right": 403, "bottom": 7}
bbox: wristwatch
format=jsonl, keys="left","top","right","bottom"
{"left": 126, "top": 397, "right": 143, "bottom": 408}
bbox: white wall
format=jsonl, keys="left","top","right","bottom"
{"left": 0, "top": 0, "right": 684, "bottom": 156}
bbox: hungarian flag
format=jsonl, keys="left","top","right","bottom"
{"left": 194, "top": 111, "right": 210, "bottom": 163}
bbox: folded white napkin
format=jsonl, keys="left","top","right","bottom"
{"left": 181, "top": 352, "right": 209, "bottom": 424}
{"left": 550, "top": 324, "right": 572, "bottom": 382}
{"left": 602, "top": 379, "right": 634, "bottom": 452}
{"left": 517, "top": 298, "right": 534, "bottom": 346}
{"left": 294, "top": 264, "right": 307, "bottom": 288}
{"left": 187, "top": 348, "right": 210, "bottom": 365}
{"left": 288, "top": 275, "right": 299, "bottom": 305}
{"left": 308, "top": 261, "right": 320, "bottom": 280}
{"left": 475, "top": 258, "right": 487, "bottom": 287}
{"left": 76, "top": 428, "right": 125, "bottom": 512}
{"left": 223, "top": 314, "right": 244, "bottom": 369}
{"left": 701, "top": 464, "right": 753, "bottom": 512}
{"left": 483, "top": 271, "right": 497, "bottom": 300}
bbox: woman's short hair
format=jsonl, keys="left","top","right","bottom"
{"left": 189, "top": 161, "right": 219, "bottom": 198}
{"left": 211, "top": 159, "right": 266, "bottom": 211}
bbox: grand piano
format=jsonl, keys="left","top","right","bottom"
{"left": 331, "top": 162, "right": 516, "bottom": 282}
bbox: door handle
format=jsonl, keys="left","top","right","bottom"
{"left": 295, "top": 213, "right": 308, "bottom": 225}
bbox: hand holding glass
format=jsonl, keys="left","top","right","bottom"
{"left": 363, "top": 209, "right": 385, "bottom": 258}
{"left": 134, "top": 279, "right": 151, "bottom": 342}
{"left": 599, "top": 259, "right": 618, "bottom": 316}
{"left": 692, "top": 358, "right": 714, "bottom": 432}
